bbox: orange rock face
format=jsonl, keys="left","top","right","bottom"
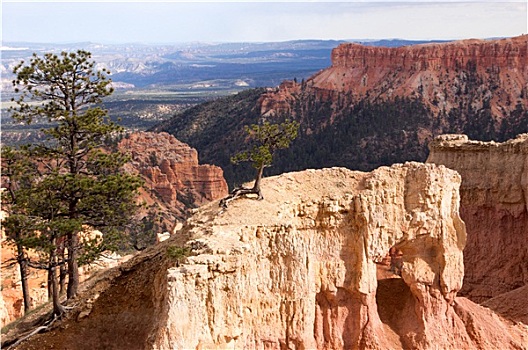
{"left": 260, "top": 35, "right": 528, "bottom": 119}
{"left": 427, "top": 134, "right": 528, "bottom": 302}
{"left": 118, "top": 132, "right": 228, "bottom": 215}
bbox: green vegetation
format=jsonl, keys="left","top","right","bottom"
{"left": 221, "top": 119, "right": 299, "bottom": 207}
{"left": 155, "top": 84, "right": 527, "bottom": 188}
{"left": 2, "top": 50, "right": 142, "bottom": 316}
{"left": 166, "top": 246, "right": 190, "bottom": 266}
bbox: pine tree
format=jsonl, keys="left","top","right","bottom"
{"left": 221, "top": 119, "right": 299, "bottom": 207}
{"left": 7, "top": 50, "right": 142, "bottom": 314}
{"left": 1, "top": 146, "right": 38, "bottom": 314}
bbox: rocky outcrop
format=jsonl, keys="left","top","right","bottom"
{"left": 118, "top": 132, "right": 228, "bottom": 216}
{"left": 259, "top": 81, "right": 301, "bottom": 117}
{"left": 153, "top": 164, "right": 525, "bottom": 349}
{"left": 9, "top": 164, "right": 528, "bottom": 350}
{"left": 427, "top": 134, "right": 528, "bottom": 302}
{"left": 260, "top": 35, "right": 528, "bottom": 118}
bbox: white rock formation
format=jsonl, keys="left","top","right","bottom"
{"left": 153, "top": 163, "right": 484, "bottom": 349}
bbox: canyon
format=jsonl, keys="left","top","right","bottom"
{"left": 2, "top": 36, "right": 528, "bottom": 348}
{"left": 157, "top": 36, "right": 528, "bottom": 187}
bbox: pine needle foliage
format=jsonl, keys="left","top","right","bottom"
{"left": 3, "top": 50, "right": 142, "bottom": 315}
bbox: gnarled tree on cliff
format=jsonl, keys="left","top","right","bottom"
{"left": 221, "top": 119, "right": 299, "bottom": 207}
{"left": 7, "top": 50, "right": 142, "bottom": 315}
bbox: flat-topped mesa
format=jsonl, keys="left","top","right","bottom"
{"left": 318, "top": 36, "right": 527, "bottom": 110}
{"left": 427, "top": 134, "right": 528, "bottom": 302}
{"left": 331, "top": 36, "right": 528, "bottom": 70}
{"left": 118, "top": 132, "right": 228, "bottom": 209}
{"left": 260, "top": 35, "right": 528, "bottom": 118}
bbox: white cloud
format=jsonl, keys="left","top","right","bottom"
{"left": 2, "top": 1, "right": 526, "bottom": 43}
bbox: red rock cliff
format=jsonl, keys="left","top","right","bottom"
{"left": 260, "top": 35, "right": 528, "bottom": 118}
{"left": 119, "top": 132, "right": 228, "bottom": 214}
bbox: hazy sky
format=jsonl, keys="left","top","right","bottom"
{"left": 2, "top": 1, "right": 527, "bottom": 44}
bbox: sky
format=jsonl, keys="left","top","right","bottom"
{"left": 1, "top": 0, "right": 527, "bottom": 44}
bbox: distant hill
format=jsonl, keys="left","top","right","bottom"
{"left": 2, "top": 39, "right": 460, "bottom": 147}
{"left": 153, "top": 35, "right": 528, "bottom": 187}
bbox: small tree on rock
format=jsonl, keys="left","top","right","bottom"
{"left": 221, "top": 119, "right": 299, "bottom": 207}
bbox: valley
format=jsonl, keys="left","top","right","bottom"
{"left": 154, "top": 35, "right": 528, "bottom": 187}
{"left": 1, "top": 38, "right": 449, "bottom": 145}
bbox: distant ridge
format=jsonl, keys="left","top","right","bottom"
{"left": 154, "top": 35, "right": 528, "bottom": 186}
{"left": 354, "top": 39, "right": 452, "bottom": 47}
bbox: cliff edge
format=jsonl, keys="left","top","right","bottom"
{"left": 6, "top": 164, "right": 527, "bottom": 349}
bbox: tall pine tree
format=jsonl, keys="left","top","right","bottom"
{"left": 8, "top": 50, "right": 142, "bottom": 314}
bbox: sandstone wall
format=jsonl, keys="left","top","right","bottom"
{"left": 259, "top": 35, "right": 528, "bottom": 119}
{"left": 427, "top": 134, "right": 528, "bottom": 302}
{"left": 152, "top": 164, "right": 525, "bottom": 349}
{"left": 118, "top": 132, "right": 228, "bottom": 215}
{"left": 331, "top": 37, "right": 527, "bottom": 71}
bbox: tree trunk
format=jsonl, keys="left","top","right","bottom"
{"left": 251, "top": 164, "right": 265, "bottom": 200}
{"left": 66, "top": 232, "right": 79, "bottom": 299}
{"left": 219, "top": 163, "right": 265, "bottom": 208}
{"left": 16, "top": 243, "right": 32, "bottom": 313}
{"left": 47, "top": 259, "right": 53, "bottom": 301}
{"left": 50, "top": 255, "right": 65, "bottom": 317}
{"left": 59, "top": 264, "right": 67, "bottom": 295}
{"left": 59, "top": 244, "right": 67, "bottom": 295}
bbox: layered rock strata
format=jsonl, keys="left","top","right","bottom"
{"left": 259, "top": 35, "right": 528, "bottom": 118}
{"left": 427, "top": 133, "right": 528, "bottom": 302}
{"left": 118, "top": 132, "right": 228, "bottom": 214}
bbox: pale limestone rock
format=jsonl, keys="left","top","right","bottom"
{"left": 156, "top": 232, "right": 171, "bottom": 243}
{"left": 8, "top": 165, "right": 528, "bottom": 349}
{"left": 152, "top": 163, "right": 487, "bottom": 349}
